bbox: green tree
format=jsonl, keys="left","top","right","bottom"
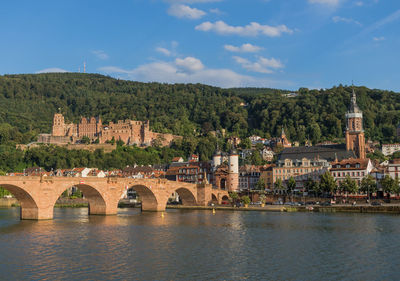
{"left": 255, "top": 178, "right": 265, "bottom": 191}
{"left": 360, "top": 175, "right": 377, "bottom": 196}
{"left": 287, "top": 176, "right": 296, "bottom": 194}
{"left": 304, "top": 177, "right": 320, "bottom": 195}
{"left": 116, "top": 139, "right": 125, "bottom": 147}
{"left": 367, "top": 150, "right": 386, "bottom": 162}
{"left": 240, "top": 138, "right": 251, "bottom": 149}
{"left": 381, "top": 175, "right": 399, "bottom": 197}
{"left": 255, "top": 143, "right": 264, "bottom": 151}
{"left": 250, "top": 150, "right": 262, "bottom": 165}
{"left": 274, "top": 178, "right": 283, "bottom": 193}
{"left": 229, "top": 191, "right": 239, "bottom": 206}
{"left": 340, "top": 175, "right": 359, "bottom": 194}
{"left": 319, "top": 171, "right": 337, "bottom": 195}
{"left": 241, "top": 195, "right": 251, "bottom": 205}
{"left": 80, "top": 136, "right": 91, "bottom": 144}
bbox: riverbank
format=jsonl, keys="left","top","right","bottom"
{"left": 0, "top": 198, "right": 18, "bottom": 207}
{"left": 167, "top": 204, "right": 400, "bottom": 214}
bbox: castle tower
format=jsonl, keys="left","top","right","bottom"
{"left": 227, "top": 150, "right": 239, "bottom": 192}
{"left": 345, "top": 88, "right": 366, "bottom": 159}
{"left": 52, "top": 113, "right": 65, "bottom": 137}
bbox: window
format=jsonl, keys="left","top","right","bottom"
{"left": 355, "top": 164, "right": 360, "bottom": 168}
{"left": 346, "top": 164, "right": 350, "bottom": 168}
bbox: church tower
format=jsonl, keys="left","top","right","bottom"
{"left": 345, "top": 88, "right": 366, "bottom": 159}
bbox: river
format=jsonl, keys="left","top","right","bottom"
{"left": 0, "top": 207, "right": 399, "bottom": 280}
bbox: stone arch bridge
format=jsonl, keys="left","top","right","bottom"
{"left": 0, "top": 176, "right": 229, "bottom": 220}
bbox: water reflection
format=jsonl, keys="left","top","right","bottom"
{"left": 1, "top": 208, "right": 400, "bottom": 280}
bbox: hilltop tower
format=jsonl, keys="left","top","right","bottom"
{"left": 227, "top": 150, "right": 239, "bottom": 192}
{"left": 52, "top": 113, "right": 65, "bottom": 137}
{"left": 345, "top": 88, "right": 366, "bottom": 159}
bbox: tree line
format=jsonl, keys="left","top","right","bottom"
{"left": 1, "top": 73, "right": 399, "bottom": 145}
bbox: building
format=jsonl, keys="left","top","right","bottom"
{"left": 261, "top": 147, "right": 275, "bottom": 162}
{"left": 273, "top": 156, "right": 330, "bottom": 191}
{"left": 259, "top": 165, "right": 274, "bottom": 190}
{"left": 165, "top": 161, "right": 212, "bottom": 184}
{"left": 239, "top": 165, "right": 261, "bottom": 191}
{"left": 382, "top": 144, "right": 400, "bottom": 156}
{"left": 345, "top": 88, "right": 366, "bottom": 159}
{"left": 122, "top": 166, "right": 156, "bottom": 179}
{"left": 272, "top": 128, "right": 292, "bottom": 148}
{"left": 274, "top": 144, "right": 355, "bottom": 191}
{"left": 386, "top": 159, "right": 400, "bottom": 180}
{"left": 38, "top": 113, "right": 181, "bottom": 147}
{"left": 330, "top": 158, "right": 373, "bottom": 185}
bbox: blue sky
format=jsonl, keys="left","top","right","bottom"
{"left": 0, "top": 0, "right": 399, "bottom": 90}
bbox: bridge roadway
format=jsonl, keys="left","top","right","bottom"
{"left": 0, "top": 176, "right": 229, "bottom": 220}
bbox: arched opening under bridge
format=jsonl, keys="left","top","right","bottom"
{"left": 0, "top": 184, "right": 40, "bottom": 219}
{"left": 53, "top": 184, "right": 107, "bottom": 216}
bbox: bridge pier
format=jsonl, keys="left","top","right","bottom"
{"left": 21, "top": 206, "right": 53, "bottom": 220}
{"left": 89, "top": 204, "right": 118, "bottom": 216}
{"left": 141, "top": 201, "right": 166, "bottom": 212}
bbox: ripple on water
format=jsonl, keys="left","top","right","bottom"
{"left": 0, "top": 208, "right": 399, "bottom": 280}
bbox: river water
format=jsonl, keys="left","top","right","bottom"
{"left": 0, "top": 207, "right": 399, "bottom": 281}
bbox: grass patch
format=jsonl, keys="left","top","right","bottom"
{"left": 54, "top": 203, "right": 88, "bottom": 208}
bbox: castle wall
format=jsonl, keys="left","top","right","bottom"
{"left": 46, "top": 113, "right": 180, "bottom": 147}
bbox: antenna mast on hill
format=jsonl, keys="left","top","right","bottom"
{"left": 83, "top": 61, "right": 86, "bottom": 73}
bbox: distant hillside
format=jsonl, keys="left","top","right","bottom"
{"left": 0, "top": 73, "right": 399, "bottom": 144}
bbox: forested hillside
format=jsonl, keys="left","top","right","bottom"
{"left": 0, "top": 73, "right": 399, "bottom": 145}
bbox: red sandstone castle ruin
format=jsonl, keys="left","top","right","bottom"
{"left": 38, "top": 113, "right": 180, "bottom": 147}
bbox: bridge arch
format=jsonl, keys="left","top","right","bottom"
{"left": 173, "top": 187, "right": 197, "bottom": 206}
{"left": 0, "top": 184, "right": 40, "bottom": 219}
{"left": 52, "top": 183, "right": 108, "bottom": 216}
{"left": 127, "top": 184, "right": 161, "bottom": 211}
{"left": 211, "top": 193, "right": 218, "bottom": 204}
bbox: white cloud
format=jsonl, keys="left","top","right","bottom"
{"left": 373, "top": 36, "right": 385, "bottom": 41}
{"left": 195, "top": 20, "right": 293, "bottom": 37}
{"left": 98, "top": 57, "right": 288, "bottom": 88}
{"left": 168, "top": 4, "right": 206, "bottom": 19}
{"left": 36, "top": 68, "right": 69, "bottom": 74}
{"left": 333, "top": 16, "right": 362, "bottom": 26}
{"left": 355, "top": 1, "right": 364, "bottom": 6}
{"left": 156, "top": 47, "right": 172, "bottom": 56}
{"left": 209, "top": 8, "right": 223, "bottom": 15}
{"left": 308, "top": 0, "right": 340, "bottom": 5}
{"left": 233, "top": 56, "right": 284, "bottom": 73}
{"left": 224, "top": 43, "right": 263, "bottom": 53}
{"left": 92, "top": 50, "right": 109, "bottom": 60}
{"left": 175, "top": 56, "right": 204, "bottom": 72}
